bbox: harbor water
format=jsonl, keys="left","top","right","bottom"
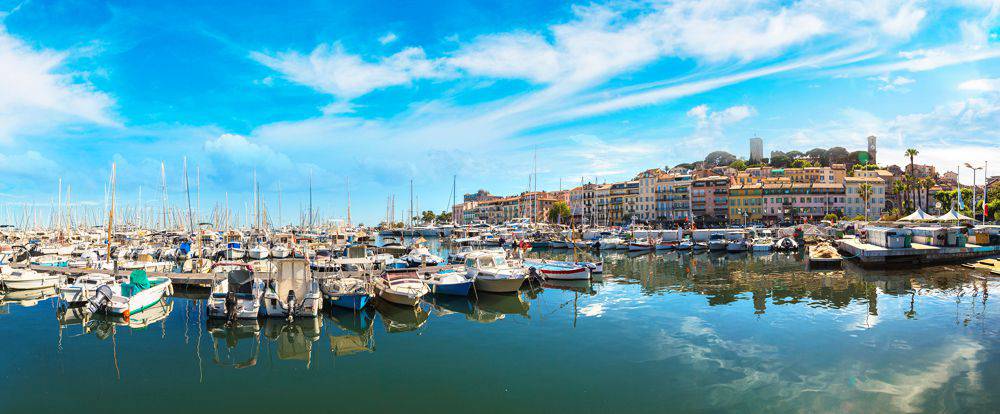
{"left": 2, "top": 244, "right": 999, "bottom": 413}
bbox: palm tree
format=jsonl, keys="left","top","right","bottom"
{"left": 859, "top": 183, "right": 873, "bottom": 221}
{"left": 905, "top": 148, "right": 919, "bottom": 212}
{"left": 893, "top": 180, "right": 906, "bottom": 212}
{"left": 921, "top": 178, "right": 934, "bottom": 212}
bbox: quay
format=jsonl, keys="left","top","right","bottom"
{"left": 838, "top": 238, "right": 1000, "bottom": 268}
{"left": 22, "top": 265, "right": 216, "bottom": 287}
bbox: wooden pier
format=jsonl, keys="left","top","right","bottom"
{"left": 837, "top": 238, "right": 1000, "bottom": 268}
{"left": 25, "top": 265, "right": 216, "bottom": 287}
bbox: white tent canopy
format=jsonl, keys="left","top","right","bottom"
{"left": 899, "top": 208, "right": 933, "bottom": 222}
{"left": 935, "top": 209, "right": 974, "bottom": 222}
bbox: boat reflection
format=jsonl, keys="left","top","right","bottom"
{"left": 2, "top": 286, "right": 58, "bottom": 308}
{"left": 542, "top": 279, "right": 596, "bottom": 295}
{"left": 471, "top": 291, "right": 530, "bottom": 322}
{"left": 375, "top": 299, "right": 429, "bottom": 332}
{"left": 206, "top": 319, "right": 261, "bottom": 369}
{"left": 262, "top": 317, "right": 322, "bottom": 368}
{"left": 327, "top": 307, "right": 376, "bottom": 357}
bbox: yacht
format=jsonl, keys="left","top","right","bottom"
{"left": 707, "top": 233, "right": 728, "bottom": 251}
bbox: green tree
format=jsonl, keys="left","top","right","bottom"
{"left": 729, "top": 159, "right": 747, "bottom": 171}
{"left": 769, "top": 155, "right": 791, "bottom": 168}
{"left": 547, "top": 201, "right": 572, "bottom": 224}
{"left": 790, "top": 159, "right": 813, "bottom": 168}
{"left": 823, "top": 213, "right": 838, "bottom": 222}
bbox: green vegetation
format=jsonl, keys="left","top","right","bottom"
{"left": 729, "top": 159, "right": 747, "bottom": 171}
{"left": 823, "top": 213, "right": 838, "bottom": 222}
{"left": 548, "top": 201, "right": 572, "bottom": 224}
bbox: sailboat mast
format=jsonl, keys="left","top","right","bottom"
{"left": 107, "top": 163, "right": 116, "bottom": 264}
{"left": 160, "top": 161, "right": 168, "bottom": 230}
{"left": 184, "top": 156, "right": 194, "bottom": 233}
{"left": 346, "top": 176, "right": 351, "bottom": 227}
{"left": 308, "top": 170, "right": 314, "bottom": 229}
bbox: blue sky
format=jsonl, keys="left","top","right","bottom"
{"left": 0, "top": 0, "right": 998, "bottom": 225}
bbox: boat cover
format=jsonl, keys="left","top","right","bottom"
{"left": 228, "top": 270, "right": 255, "bottom": 295}
{"left": 120, "top": 270, "right": 151, "bottom": 298}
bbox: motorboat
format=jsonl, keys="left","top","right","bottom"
{"left": 402, "top": 246, "right": 444, "bottom": 267}
{"left": 752, "top": 237, "right": 774, "bottom": 252}
{"left": 627, "top": 238, "right": 655, "bottom": 252}
{"left": 247, "top": 244, "right": 270, "bottom": 260}
{"left": 524, "top": 259, "right": 591, "bottom": 280}
{"left": 58, "top": 273, "right": 116, "bottom": 305}
{"left": 1, "top": 268, "right": 61, "bottom": 290}
{"left": 223, "top": 242, "right": 246, "bottom": 260}
{"left": 465, "top": 251, "right": 528, "bottom": 293}
{"left": 270, "top": 244, "right": 291, "bottom": 259}
{"left": 207, "top": 263, "right": 265, "bottom": 320}
{"left": 656, "top": 240, "right": 678, "bottom": 250}
{"left": 320, "top": 277, "right": 373, "bottom": 310}
{"left": 261, "top": 258, "right": 322, "bottom": 319}
{"left": 375, "top": 269, "right": 429, "bottom": 306}
{"left": 421, "top": 267, "right": 473, "bottom": 296}
{"left": 85, "top": 270, "right": 173, "bottom": 316}
{"left": 707, "top": 233, "right": 728, "bottom": 251}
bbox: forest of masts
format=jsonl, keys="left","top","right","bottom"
{"left": 0, "top": 160, "right": 359, "bottom": 233}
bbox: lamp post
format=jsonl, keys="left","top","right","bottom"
{"left": 965, "top": 162, "right": 984, "bottom": 221}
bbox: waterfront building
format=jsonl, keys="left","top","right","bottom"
{"left": 464, "top": 189, "right": 498, "bottom": 203}
{"left": 691, "top": 176, "right": 729, "bottom": 226}
{"left": 728, "top": 183, "right": 763, "bottom": 224}
{"left": 453, "top": 201, "right": 478, "bottom": 225}
{"left": 609, "top": 180, "right": 640, "bottom": 225}
{"left": 845, "top": 176, "right": 886, "bottom": 219}
{"left": 569, "top": 183, "right": 599, "bottom": 225}
{"left": 905, "top": 163, "right": 937, "bottom": 178}
{"left": 635, "top": 169, "right": 664, "bottom": 223}
{"left": 655, "top": 174, "right": 693, "bottom": 224}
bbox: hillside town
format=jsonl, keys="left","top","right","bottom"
{"left": 453, "top": 136, "right": 998, "bottom": 228}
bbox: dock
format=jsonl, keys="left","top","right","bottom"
{"left": 837, "top": 238, "right": 1000, "bottom": 268}
{"left": 25, "top": 265, "right": 216, "bottom": 287}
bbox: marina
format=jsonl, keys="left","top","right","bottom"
{"left": 2, "top": 242, "right": 1000, "bottom": 413}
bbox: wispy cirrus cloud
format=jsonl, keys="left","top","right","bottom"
{"left": 0, "top": 24, "right": 117, "bottom": 144}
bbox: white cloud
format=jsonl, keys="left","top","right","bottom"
{"left": 958, "top": 78, "right": 1000, "bottom": 92}
{"left": 686, "top": 104, "right": 756, "bottom": 148}
{"left": 250, "top": 43, "right": 449, "bottom": 99}
{"left": 0, "top": 24, "right": 117, "bottom": 143}
{"left": 378, "top": 32, "right": 398, "bottom": 45}
{"left": 873, "top": 74, "right": 915, "bottom": 91}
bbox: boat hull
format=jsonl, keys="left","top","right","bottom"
{"left": 427, "top": 281, "right": 472, "bottom": 296}
{"left": 379, "top": 289, "right": 422, "bottom": 306}
{"left": 327, "top": 294, "right": 370, "bottom": 310}
{"left": 474, "top": 277, "right": 526, "bottom": 293}
{"left": 2, "top": 275, "right": 60, "bottom": 290}
{"left": 106, "top": 278, "right": 173, "bottom": 315}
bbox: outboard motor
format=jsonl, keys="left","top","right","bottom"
{"left": 86, "top": 285, "right": 114, "bottom": 315}
{"left": 225, "top": 291, "right": 239, "bottom": 324}
{"left": 528, "top": 267, "right": 542, "bottom": 284}
{"left": 286, "top": 290, "right": 297, "bottom": 322}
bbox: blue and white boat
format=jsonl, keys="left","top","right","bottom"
{"left": 320, "top": 277, "right": 372, "bottom": 310}
{"left": 421, "top": 268, "right": 473, "bottom": 296}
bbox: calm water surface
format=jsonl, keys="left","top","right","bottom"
{"left": 2, "top": 245, "right": 999, "bottom": 413}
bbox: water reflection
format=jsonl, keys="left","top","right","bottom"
{"left": 3, "top": 249, "right": 999, "bottom": 413}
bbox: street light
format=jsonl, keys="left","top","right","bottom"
{"left": 966, "top": 162, "right": 984, "bottom": 220}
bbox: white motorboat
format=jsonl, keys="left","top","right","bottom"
{"left": 223, "top": 242, "right": 246, "bottom": 260}
{"left": 596, "top": 237, "right": 623, "bottom": 250}
{"left": 465, "top": 251, "right": 528, "bottom": 293}
{"left": 58, "top": 273, "right": 116, "bottom": 305}
{"left": 524, "top": 259, "right": 591, "bottom": 280}
{"left": 1, "top": 268, "right": 61, "bottom": 290}
{"left": 207, "top": 263, "right": 265, "bottom": 320}
{"left": 261, "top": 258, "right": 322, "bottom": 319}
{"left": 708, "top": 233, "right": 728, "bottom": 251}
{"left": 402, "top": 246, "right": 444, "bottom": 267}
{"left": 85, "top": 270, "right": 173, "bottom": 316}
{"left": 270, "top": 245, "right": 291, "bottom": 259}
{"left": 376, "top": 269, "right": 429, "bottom": 306}
{"left": 248, "top": 244, "right": 270, "bottom": 260}
{"left": 627, "top": 238, "right": 654, "bottom": 252}
{"left": 752, "top": 237, "right": 774, "bottom": 252}
{"left": 726, "top": 239, "right": 750, "bottom": 252}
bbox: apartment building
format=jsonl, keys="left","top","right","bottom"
{"left": 691, "top": 176, "right": 729, "bottom": 225}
